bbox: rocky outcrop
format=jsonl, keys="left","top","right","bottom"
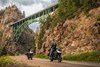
{"left": 0, "top": 5, "right": 34, "bottom": 55}
{"left": 0, "top": 5, "right": 24, "bottom": 25}
{"left": 0, "top": 5, "right": 24, "bottom": 39}
{"left": 17, "top": 28, "right": 35, "bottom": 54}
{"left": 42, "top": 7, "right": 100, "bottom": 55}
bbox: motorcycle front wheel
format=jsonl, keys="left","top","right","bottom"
{"left": 50, "top": 57, "right": 53, "bottom": 62}
{"left": 58, "top": 55, "right": 62, "bottom": 62}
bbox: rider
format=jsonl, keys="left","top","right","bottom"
{"left": 28, "top": 48, "right": 33, "bottom": 54}
{"left": 51, "top": 42, "right": 57, "bottom": 51}
{"left": 26, "top": 48, "right": 33, "bottom": 60}
{"left": 48, "top": 40, "right": 57, "bottom": 56}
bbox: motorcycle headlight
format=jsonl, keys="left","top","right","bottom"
{"left": 57, "top": 50, "right": 61, "bottom": 53}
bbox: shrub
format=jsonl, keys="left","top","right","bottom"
{"left": 0, "top": 31, "right": 3, "bottom": 37}
{"left": 37, "top": 15, "right": 52, "bottom": 49}
{"left": 0, "top": 9, "right": 4, "bottom": 16}
{"left": 63, "top": 51, "right": 100, "bottom": 62}
{"left": 0, "top": 56, "right": 15, "bottom": 67}
{"left": 0, "top": 56, "right": 27, "bottom": 67}
{"left": 96, "top": 15, "right": 100, "bottom": 21}
{"left": 34, "top": 54, "right": 49, "bottom": 59}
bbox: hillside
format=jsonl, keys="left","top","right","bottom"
{"left": 42, "top": 7, "right": 100, "bottom": 55}
{"left": 0, "top": 5, "right": 34, "bottom": 55}
{"left": 38, "top": 0, "right": 100, "bottom": 55}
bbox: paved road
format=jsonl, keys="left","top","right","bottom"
{"left": 10, "top": 55, "right": 100, "bottom": 67}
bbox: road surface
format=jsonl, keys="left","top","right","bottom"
{"left": 10, "top": 55, "right": 100, "bottom": 67}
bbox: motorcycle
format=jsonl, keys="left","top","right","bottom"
{"left": 48, "top": 48, "right": 62, "bottom": 62}
{"left": 26, "top": 52, "right": 33, "bottom": 60}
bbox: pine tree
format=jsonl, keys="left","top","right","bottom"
{"left": 51, "top": 0, "right": 99, "bottom": 31}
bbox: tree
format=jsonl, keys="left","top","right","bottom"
{"left": 36, "top": 15, "right": 52, "bottom": 49}
{"left": 0, "top": 9, "right": 4, "bottom": 16}
{"left": 51, "top": 0, "right": 99, "bottom": 31}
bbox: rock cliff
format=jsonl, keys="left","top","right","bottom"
{"left": 0, "top": 5, "right": 34, "bottom": 55}
{"left": 42, "top": 7, "right": 100, "bottom": 55}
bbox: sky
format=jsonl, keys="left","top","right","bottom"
{"left": 0, "top": 0, "right": 58, "bottom": 32}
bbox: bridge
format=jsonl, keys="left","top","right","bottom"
{"left": 10, "top": 3, "right": 58, "bottom": 41}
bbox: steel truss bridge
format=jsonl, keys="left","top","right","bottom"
{"left": 10, "top": 3, "right": 58, "bottom": 41}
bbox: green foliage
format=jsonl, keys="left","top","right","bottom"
{"left": 0, "top": 48, "right": 7, "bottom": 56}
{"left": 37, "top": 18, "right": 45, "bottom": 49}
{"left": 37, "top": 29, "right": 45, "bottom": 49}
{"left": 32, "top": 36, "right": 36, "bottom": 53}
{"left": 0, "top": 47, "right": 14, "bottom": 56}
{"left": 96, "top": 15, "right": 100, "bottom": 21}
{"left": 51, "top": 10, "right": 60, "bottom": 31}
{"left": 51, "top": 0, "right": 99, "bottom": 31}
{"left": 39, "top": 15, "right": 52, "bottom": 30}
{"left": 0, "top": 31, "right": 3, "bottom": 37}
{"left": 72, "top": 25, "right": 77, "bottom": 31}
{"left": 0, "top": 31, "right": 3, "bottom": 43}
{"left": 36, "top": 15, "right": 52, "bottom": 49}
{"left": 63, "top": 51, "right": 100, "bottom": 62}
{"left": 0, "top": 56, "right": 15, "bottom": 67}
{"left": 0, "top": 9, "right": 4, "bottom": 16}
{"left": 34, "top": 54, "right": 49, "bottom": 59}
{"left": 0, "top": 56, "right": 24, "bottom": 67}
{"left": 0, "top": 31, "right": 3, "bottom": 47}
